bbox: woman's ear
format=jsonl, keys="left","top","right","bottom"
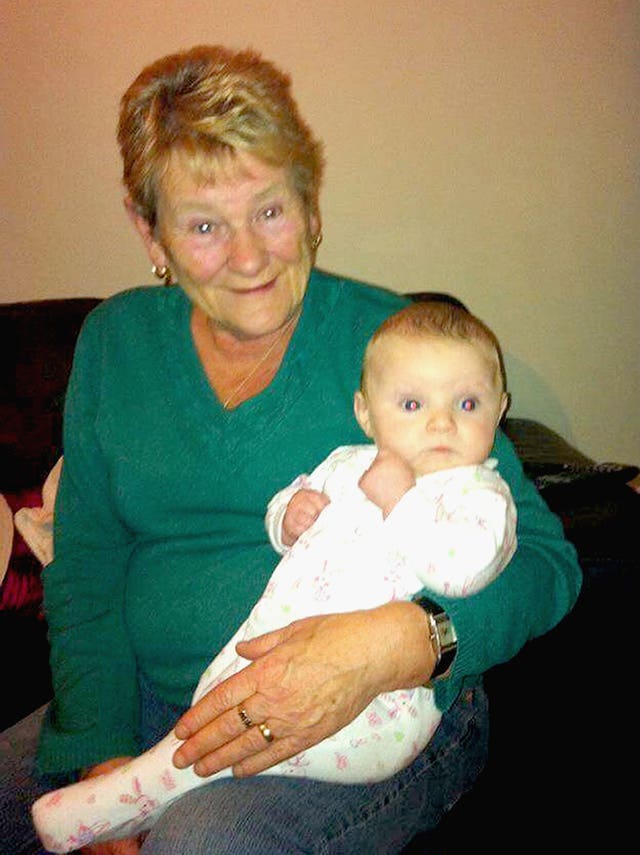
{"left": 123, "top": 197, "right": 168, "bottom": 270}
{"left": 353, "top": 390, "right": 373, "bottom": 438}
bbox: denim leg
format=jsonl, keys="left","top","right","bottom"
{"left": 139, "top": 670, "right": 188, "bottom": 751}
{"left": 0, "top": 674, "right": 182, "bottom": 855}
{"left": 0, "top": 705, "right": 72, "bottom": 855}
{"left": 142, "top": 685, "right": 489, "bottom": 855}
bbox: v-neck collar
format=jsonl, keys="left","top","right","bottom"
{"left": 158, "top": 271, "right": 342, "bottom": 430}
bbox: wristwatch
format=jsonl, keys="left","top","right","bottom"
{"left": 412, "top": 595, "right": 458, "bottom": 682}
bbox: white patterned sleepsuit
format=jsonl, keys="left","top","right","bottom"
{"left": 32, "top": 445, "right": 517, "bottom": 851}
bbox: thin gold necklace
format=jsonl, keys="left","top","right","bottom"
{"left": 216, "top": 314, "right": 297, "bottom": 410}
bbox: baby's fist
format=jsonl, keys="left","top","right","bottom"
{"left": 282, "top": 488, "right": 330, "bottom": 546}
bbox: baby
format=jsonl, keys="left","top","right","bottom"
{"left": 33, "top": 301, "right": 516, "bottom": 851}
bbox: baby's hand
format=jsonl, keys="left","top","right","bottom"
{"left": 282, "top": 488, "right": 330, "bottom": 546}
{"left": 358, "top": 449, "right": 416, "bottom": 517}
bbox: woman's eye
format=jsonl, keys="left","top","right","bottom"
{"left": 260, "top": 205, "right": 282, "bottom": 221}
{"left": 402, "top": 399, "right": 421, "bottom": 412}
{"left": 460, "top": 398, "right": 477, "bottom": 412}
{"left": 195, "top": 222, "right": 214, "bottom": 234}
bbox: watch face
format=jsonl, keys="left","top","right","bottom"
{"left": 434, "top": 613, "right": 458, "bottom": 651}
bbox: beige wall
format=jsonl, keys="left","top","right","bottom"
{"left": 3, "top": 1, "right": 639, "bottom": 465}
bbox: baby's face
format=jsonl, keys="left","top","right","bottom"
{"left": 354, "top": 334, "right": 508, "bottom": 476}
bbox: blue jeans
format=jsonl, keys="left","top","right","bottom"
{"left": 0, "top": 684, "right": 488, "bottom": 854}
{"left": 141, "top": 685, "right": 488, "bottom": 854}
{"left": 0, "top": 705, "right": 71, "bottom": 855}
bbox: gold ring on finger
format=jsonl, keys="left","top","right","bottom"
{"left": 237, "top": 706, "right": 253, "bottom": 729}
{"left": 258, "top": 723, "right": 274, "bottom": 743}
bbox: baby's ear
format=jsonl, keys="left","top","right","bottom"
{"left": 499, "top": 391, "right": 511, "bottom": 422}
{"left": 353, "top": 390, "right": 373, "bottom": 438}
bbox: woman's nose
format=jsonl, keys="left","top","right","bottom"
{"left": 227, "top": 227, "right": 267, "bottom": 275}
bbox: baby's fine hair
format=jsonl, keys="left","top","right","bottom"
{"left": 362, "top": 299, "right": 507, "bottom": 393}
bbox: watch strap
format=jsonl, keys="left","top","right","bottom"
{"left": 412, "top": 595, "right": 458, "bottom": 681}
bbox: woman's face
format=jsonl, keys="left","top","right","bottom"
{"left": 132, "top": 151, "right": 318, "bottom": 340}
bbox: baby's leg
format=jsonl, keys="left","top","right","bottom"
{"left": 31, "top": 729, "right": 233, "bottom": 852}
{"left": 31, "top": 542, "right": 346, "bottom": 850}
{"left": 31, "top": 627, "right": 254, "bottom": 851}
{"left": 281, "top": 687, "right": 442, "bottom": 784}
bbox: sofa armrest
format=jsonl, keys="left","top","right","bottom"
{"left": 502, "top": 417, "right": 639, "bottom": 565}
{"left": 502, "top": 417, "right": 593, "bottom": 471}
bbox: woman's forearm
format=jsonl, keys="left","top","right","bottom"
{"left": 365, "top": 601, "right": 438, "bottom": 692}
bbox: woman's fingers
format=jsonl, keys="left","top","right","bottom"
{"left": 191, "top": 717, "right": 297, "bottom": 778}
{"left": 173, "top": 691, "right": 258, "bottom": 766}
{"left": 174, "top": 604, "right": 432, "bottom": 780}
{"left": 174, "top": 660, "right": 260, "bottom": 741}
{"left": 174, "top": 684, "right": 305, "bottom": 777}
{"left": 80, "top": 756, "right": 134, "bottom": 780}
{"left": 172, "top": 651, "right": 294, "bottom": 771}
{"left": 235, "top": 621, "right": 294, "bottom": 660}
{"left": 81, "top": 835, "right": 141, "bottom": 854}
{"left": 173, "top": 613, "right": 374, "bottom": 774}
{"left": 174, "top": 622, "right": 297, "bottom": 746}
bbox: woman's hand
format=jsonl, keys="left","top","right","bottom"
{"left": 81, "top": 839, "right": 141, "bottom": 855}
{"left": 172, "top": 601, "right": 435, "bottom": 778}
{"left": 80, "top": 757, "right": 143, "bottom": 854}
{"left": 281, "top": 488, "right": 330, "bottom": 546}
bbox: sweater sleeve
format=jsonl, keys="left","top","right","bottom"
{"left": 37, "top": 311, "right": 139, "bottom": 775}
{"left": 429, "top": 430, "right": 582, "bottom": 710}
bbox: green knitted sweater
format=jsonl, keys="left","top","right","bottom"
{"left": 38, "top": 270, "right": 581, "bottom": 773}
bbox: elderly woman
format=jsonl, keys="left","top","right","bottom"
{"left": 2, "top": 45, "right": 580, "bottom": 854}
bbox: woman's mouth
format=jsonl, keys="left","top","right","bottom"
{"left": 233, "top": 277, "right": 277, "bottom": 295}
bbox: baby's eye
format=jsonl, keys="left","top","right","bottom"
{"left": 460, "top": 398, "right": 477, "bottom": 412}
{"left": 402, "top": 399, "right": 421, "bottom": 412}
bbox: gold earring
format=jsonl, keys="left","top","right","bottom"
{"left": 152, "top": 265, "right": 173, "bottom": 286}
{"left": 311, "top": 231, "right": 323, "bottom": 251}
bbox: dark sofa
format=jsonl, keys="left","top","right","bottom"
{"left": 2, "top": 297, "right": 638, "bottom": 851}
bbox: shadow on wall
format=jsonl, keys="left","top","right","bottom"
{"left": 406, "top": 290, "right": 576, "bottom": 454}
{"left": 503, "top": 352, "right": 574, "bottom": 446}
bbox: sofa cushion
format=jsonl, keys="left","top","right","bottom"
{"left": 1, "top": 298, "right": 101, "bottom": 492}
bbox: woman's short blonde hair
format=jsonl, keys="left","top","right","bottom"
{"left": 118, "top": 45, "right": 324, "bottom": 227}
